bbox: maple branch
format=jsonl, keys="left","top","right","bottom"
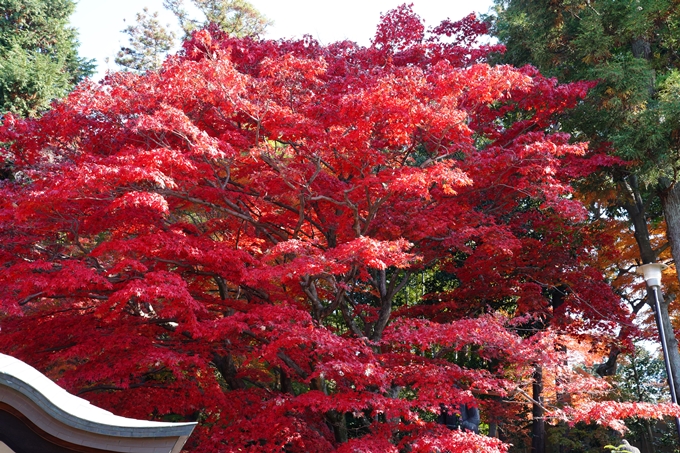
{"left": 259, "top": 153, "right": 298, "bottom": 191}
{"left": 344, "top": 190, "right": 362, "bottom": 237}
{"left": 301, "top": 274, "right": 344, "bottom": 320}
{"left": 631, "top": 298, "right": 647, "bottom": 314}
{"left": 18, "top": 292, "right": 45, "bottom": 306}
{"left": 387, "top": 270, "right": 413, "bottom": 300}
{"left": 159, "top": 187, "right": 286, "bottom": 243}
{"left": 337, "top": 267, "right": 366, "bottom": 338}
{"left": 292, "top": 195, "right": 306, "bottom": 239}
{"left": 362, "top": 191, "right": 387, "bottom": 236}
{"left": 370, "top": 269, "right": 391, "bottom": 341}
{"left": 267, "top": 198, "right": 325, "bottom": 236}
{"left": 277, "top": 350, "right": 309, "bottom": 379}
{"left": 243, "top": 326, "right": 311, "bottom": 380}
{"left": 77, "top": 382, "right": 168, "bottom": 395}
{"left": 513, "top": 387, "right": 552, "bottom": 414}
{"left": 306, "top": 155, "right": 322, "bottom": 186}
{"left": 212, "top": 353, "right": 246, "bottom": 390}
{"left": 152, "top": 258, "right": 234, "bottom": 299}
{"left": 203, "top": 155, "right": 232, "bottom": 190}
{"left": 340, "top": 298, "right": 365, "bottom": 338}
{"left": 301, "top": 275, "right": 324, "bottom": 316}
{"left": 654, "top": 241, "right": 671, "bottom": 257}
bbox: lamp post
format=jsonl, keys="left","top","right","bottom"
{"left": 636, "top": 263, "right": 680, "bottom": 440}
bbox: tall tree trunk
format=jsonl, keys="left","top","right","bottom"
{"left": 488, "top": 422, "right": 498, "bottom": 438}
{"left": 642, "top": 420, "right": 656, "bottom": 453}
{"left": 311, "top": 376, "right": 348, "bottom": 443}
{"left": 618, "top": 179, "right": 680, "bottom": 404}
{"left": 531, "top": 366, "right": 545, "bottom": 453}
{"left": 622, "top": 176, "right": 657, "bottom": 264}
{"left": 649, "top": 289, "right": 680, "bottom": 403}
{"left": 592, "top": 178, "right": 659, "bottom": 377}
{"left": 659, "top": 182, "right": 680, "bottom": 401}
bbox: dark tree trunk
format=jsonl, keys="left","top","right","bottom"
{"left": 327, "top": 411, "right": 348, "bottom": 444}
{"left": 488, "top": 422, "right": 498, "bottom": 438}
{"left": 590, "top": 178, "right": 658, "bottom": 377}
{"left": 659, "top": 182, "right": 680, "bottom": 401}
{"left": 311, "top": 376, "right": 348, "bottom": 443}
{"left": 649, "top": 288, "right": 680, "bottom": 403}
{"left": 280, "top": 367, "right": 293, "bottom": 394}
{"left": 212, "top": 353, "right": 245, "bottom": 390}
{"left": 531, "top": 366, "right": 545, "bottom": 453}
{"left": 622, "top": 175, "right": 657, "bottom": 264}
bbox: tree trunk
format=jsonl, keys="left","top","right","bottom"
{"left": 642, "top": 420, "right": 656, "bottom": 453}
{"left": 648, "top": 283, "right": 680, "bottom": 404}
{"left": 311, "top": 376, "right": 348, "bottom": 443}
{"left": 327, "top": 411, "right": 348, "bottom": 444}
{"left": 488, "top": 422, "right": 498, "bottom": 438}
{"left": 659, "top": 182, "right": 680, "bottom": 401}
{"left": 531, "top": 366, "right": 545, "bottom": 453}
{"left": 622, "top": 176, "right": 656, "bottom": 264}
{"left": 591, "top": 179, "right": 659, "bottom": 377}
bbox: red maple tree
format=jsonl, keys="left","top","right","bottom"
{"left": 0, "top": 5, "right": 673, "bottom": 452}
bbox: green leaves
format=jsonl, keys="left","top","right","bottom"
{"left": 0, "top": 0, "right": 94, "bottom": 116}
{"left": 116, "top": 0, "right": 271, "bottom": 73}
{"left": 0, "top": 45, "right": 70, "bottom": 115}
{"left": 115, "top": 8, "right": 177, "bottom": 73}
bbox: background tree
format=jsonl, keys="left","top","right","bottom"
{"left": 164, "top": 0, "right": 270, "bottom": 38}
{"left": 613, "top": 344, "right": 675, "bottom": 453}
{"left": 117, "top": 0, "right": 269, "bottom": 73}
{"left": 2, "top": 5, "right": 679, "bottom": 452}
{"left": 115, "top": 7, "right": 177, "bottom": 73}
{"left": 490, "top": 0, "right": 680, "bottom": 434}
{"left": 0, "top": 0, "right": 94, "bottom": 116}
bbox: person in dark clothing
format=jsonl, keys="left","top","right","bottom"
{"left": 437, "top": 404, "right": 480, "bottom": 433}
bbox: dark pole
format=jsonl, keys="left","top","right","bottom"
{"left": 649, "top": 285, "right": 680, "bottom": 440}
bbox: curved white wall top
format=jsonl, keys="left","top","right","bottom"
{"left": 0, "top": 353, "right": 197, "bottom": 453}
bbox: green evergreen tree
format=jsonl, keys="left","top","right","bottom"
{"left": 490, "top": 0, "right": 680, "bottom": 432}
{"left": 0, "top": 0, "right": 94, "bottom": 116}
{"left": 115, "top": 8, "right": 177, "bottom": 73}
{"left": 117, "top": 0, "right": 270, "bottom": 73}
{"left": 613, "top": 345, "right": 674, "bottom": 452}
{"left": 490, "top": 2, "right": 680, "bottom": 451}
{"left": 164, "top": 0, "right": 270, "bottom": 38}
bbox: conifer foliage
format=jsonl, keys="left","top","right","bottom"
{"left": 0, "top": 5, "right": 668, "bottom": 452}
{"left": 0, "top": 0, "right": 94, "bottom": 116}
{"left": 116, "top": 7, "right": 177, "bottom": 73}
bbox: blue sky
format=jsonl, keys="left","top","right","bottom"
{"left": 71, "top": 0, "right": 495, "bottom": 79}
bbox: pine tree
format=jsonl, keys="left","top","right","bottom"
{"left": 115, "top": 8, "right": 177, "bottom": 73}
{"left": 164, "top": 0, "right": 270, "bottom": 38}
{"left": 117, "top": 0, "right": 270, "bottom": 73}
{"left": 0, "top": 0, "right": 94, "bottom": 116}
{"left": 491, "top": 0, "right": 680, "bottom": 427}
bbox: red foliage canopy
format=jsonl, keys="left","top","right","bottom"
{"left": 0, "top": 5, "right": 657, "bottom": 452}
